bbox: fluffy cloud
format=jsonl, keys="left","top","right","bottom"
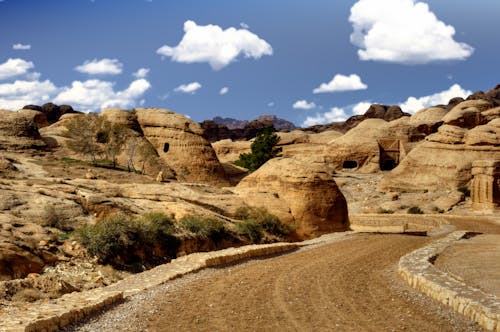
{"left": 293, "top": 99, "right": 316, "bottom": 110}
{"left": 352, "top": 101, "right": 372, "bottom": 115}
{"left": 0, "top": 58, "right": 35, "bottom": 80}
{"left": 399, "top": 84, "right": 471, "bottom": 113}
{"left": 0, "top": 79, "right": 58, "bottom": 110}
{"left": 349, "top": 0, "right": 474, "bottom": 64}
{"left": 54, "top": 79, "right": 151, "bottom": 112}
{"left": 157, "top": 20, "right": 273, "bottom": 70}
{"left": 302, "top": 107, "right": 348, "bottom": 127}
{"left": 12, "top": 43, "right": 31, "bottom": 51}
{"left": 313, "top": 74, "right": 367, "bottom": 94}
{"left": 219, "top": 87, "right": 229, "bottom": 95}
{"left": 174, "top": 82, "right": 202, "bottom": 94}
{"left": 240, "top": 22, "right": 250, "bottom": 29}
{"left": 133, "top": 67, "right": 150, "bottom": 78}
{"left": 75, "top": 58, "right": 123, "bottom": 75}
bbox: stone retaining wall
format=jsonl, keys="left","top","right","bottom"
{"left": 399, "top": 231, "right": 500, "bottom": 331}
{"left": 1, "top": 242, "right": 299, "bottom": 332}
{"left": 350, "top": 214, "right": 449, "bottom": 234}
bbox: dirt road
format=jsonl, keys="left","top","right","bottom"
{"left": 70, "top": 219, "right": 500, "bottom": 332}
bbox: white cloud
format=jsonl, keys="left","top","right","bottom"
{"left": 219, "top": 87, "right": 229, "bottom": 95}
{"left": 293, "top": 99, "right": 316, "bottom": 110}
{"left": 399, "top": 84, "right": 471, "bottom": 114}
{"left": 240, "top": 22, "right": 250, "bottom": 29}
{"left": 302, "top": 107, "right": 348, "bottom": 127}
{"left": 12, "top": 43, "right": 31, "bottom": 51}
{"left": 157, "top": 20, "right": 273, "bottom": 70}
{"left": 313, "top": 74, "right": 367, "bottom": 94}
{"left": 133, "top": 67, "right": 150, "bottom": 78}
{"left": 75, "top": 58, "right": 123, "bottom": 75}
{"left": 352, "top": 101, "right": 372, "bottom": 115}
{"left": 349, "top": 0, "right": 474, "bottom": 64}
{"left": 267, "top": 102, "right": 275, "bottom": 107}
{"left": 0, "top": 58, "right": 35, "bottom": 80}
{"left": 174, "top": 82, "right": 202, "bottom": 94}
{"left": 54, "top": 79, "right": 151, "bottom": 112}
{"left": 0, "top": 79, "right": 58, "bottom": 110}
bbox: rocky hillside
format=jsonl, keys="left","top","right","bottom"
{"left": 201, "top": 115, "right": 296, "bottom": 142}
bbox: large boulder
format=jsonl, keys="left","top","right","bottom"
{"left": 234, "top": 157, "right": 349, "bottom": 239}
{"left": 136, "top": 108, "right": 229, "bottom": 186}
{"left": 0, "top": 110, "right": 46, "bottom": 150}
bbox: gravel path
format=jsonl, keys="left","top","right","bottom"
{"left": 65, "top": 232, "right": 488, "bottom": 332}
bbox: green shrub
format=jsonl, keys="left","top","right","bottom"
{"left": 179, "top": 215, "right": 227, "bottom": 242}
{"left": 234, "top": 127, "right": 282, "bottom": 171}
{"left": 75, "top": 212, "right": 179, "bottom": 271}
{"left": 235, "top": 219, "right": 263, "bottom": 243}
{"left": 235, "top": 206, "right": 292, "bottom": 236}
{"left": 407, "top": 206, "right": 424, "bottom": 214}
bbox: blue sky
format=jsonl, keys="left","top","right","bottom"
{"left": 0, "top": 0, "right": 498, "bottom": 126}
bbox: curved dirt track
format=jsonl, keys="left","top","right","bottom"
{"left": 71, "top": 218, "right": 500, "bottom": 332}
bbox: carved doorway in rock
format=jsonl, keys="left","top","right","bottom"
{"left": 378, "top": 139, "right": 400, "bottom": 171}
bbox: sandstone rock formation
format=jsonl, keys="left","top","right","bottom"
{"left": 0, "top": 110, "right": 46, "bottom": 150}
{"left": 303, "top": 104, "right": 409, "bottom": 133}
{"left": 23, "top": 103, "right": 79, "bottom": 125}
{"left": 323, "top": 118, "right": 418, "bottom": 173}
{"left": 380, "top": 100, "right": 500, "bottom": 192}
{"left": 408, "top": 107, "right": 447, "bottom": 137}
{"left": 466, "top": 84, "right": 500, "bottom": 107}
{"left": 135, "top": 108, "right": 229, "bottom": 186}
{"left": 442, "top": 100, "right": 493, "bottom": 129}
{"left": 234, "top": 157, "right": 349, "bottom": 239}
{"left": 471, "top": 160, "right": 500, "bottom": 211}
{"left": 212, "top": 139, "right": 251, "bottom": 164}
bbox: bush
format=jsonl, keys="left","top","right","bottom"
{"left": 75, "top": 212, "right": 179, "bottom": 270}
{"left": 39, "top": 205, "right": 71, "bottom": 231}
{"left": 235, "top": 206, "right": 292, "bottom": 237}
{"left": 407, "top": 206, "right": 424, "bottom": 214}
{"left": 234, "top": 127, "right": 282, "bottom": 171}
{"left": 235, "top": 219, "right": 263, "bottom": 243}
{"left": 179, "top": 215, "right": 227, "bottom": 242}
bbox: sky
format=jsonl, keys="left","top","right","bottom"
{"left": 0, "top": 0, "right": 499, "bottom": 127}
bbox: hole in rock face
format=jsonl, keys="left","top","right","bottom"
{"left": 380, "top": 159, "right": 397, "bottom": 171}
{"left": 163, "top": 143, "right": 170, "bottom": 153}
{"left": 343, "top": 160, "right": 358, "bottom": 169}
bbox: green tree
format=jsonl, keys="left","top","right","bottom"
{"left": 235, "top": 127, "right": 281, "bottom": 171}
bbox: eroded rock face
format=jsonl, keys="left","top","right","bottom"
{"left": 0, "top": 110, "right": 46, "bottom": 150}
{"left": 380, "top": 101, "right": 500, "bottom": 192}
{"left": 135, "top": 108, "right": 229, "bottom": 186}
{"left": 234, "top": 157, "right": 349, "bottom": 239}
{"left": 442, "top": 100, "right": 493, "bottom": 129}
{"left": 0, "top": 243, "right": 45, "bottom": 281}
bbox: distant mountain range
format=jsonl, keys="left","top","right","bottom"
{"left": 212, "top": 115, "right": 297, "bottom": 131}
